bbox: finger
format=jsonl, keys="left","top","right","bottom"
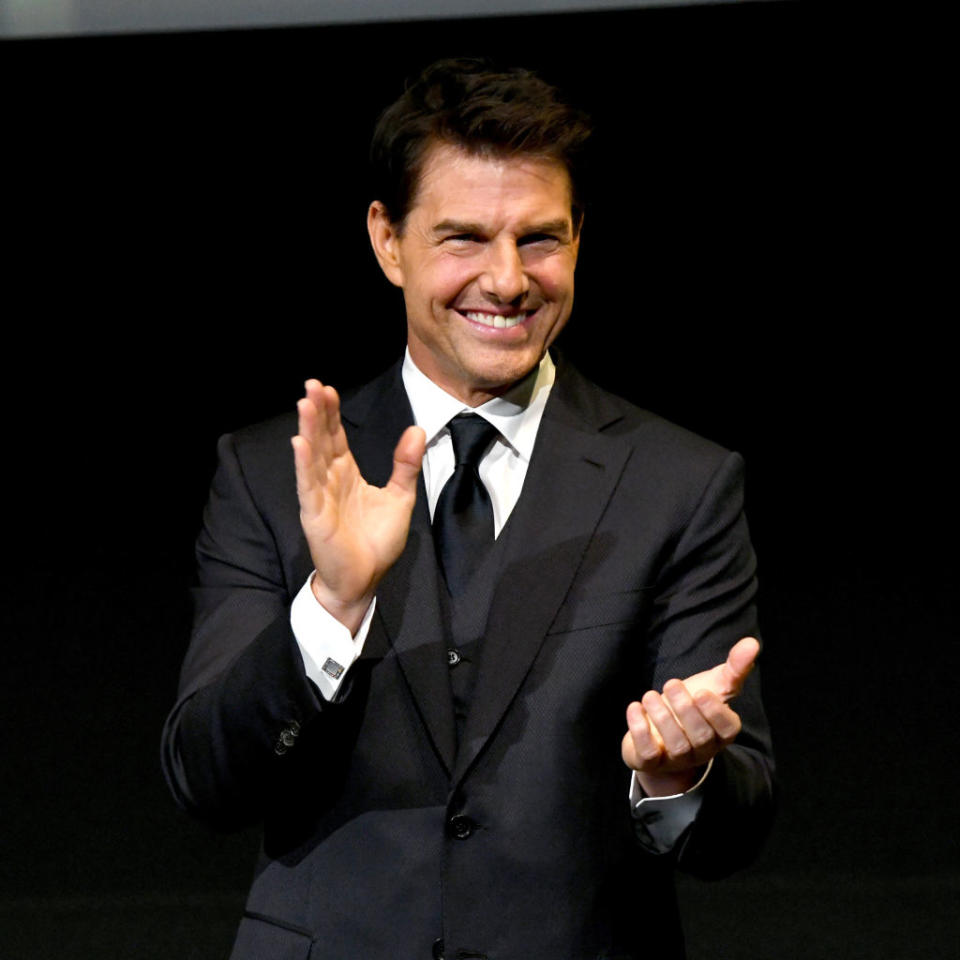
{"left": 297, "top": 397, "right": 330, "bottom": 481}
{"left": 623, "top": 701, "right": 663, "bottom": 769}
{"left": 627, "top": 701, "right": 665, "bottom": 749}
{"left": 297, "top": 394, "right": 317, "bottom": 443}
{"left": 304, "top": 378, "right": 326, "bottom": 412}
{"left": 304, "top": 380, "right": 334, "bottom": 453}
{"left": 386, "top": 426, "right": 426, "bottom": 499}
{"left": 641, "top": 689, "right": 692, "bottom": 758}
{"left": 295, "top": 386, "right": 333, "bottom": 504}
{"left": 292, "top": 435, "right": 324, "bottom": 511}
{"left": 662, "top": 679, "right": 717, "bottom": 757}
{"left": 298, "top": 383, "right": 325, "bottom": 458}
{"left": 306, "top": 381, "right": 351, "bottom": 463}
{"left": 692, "top": 689, "right": 743, "bottom": 743}
{"left": 320, "top": 384, "right": 349, "bottom": 458}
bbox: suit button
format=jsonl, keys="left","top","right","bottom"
{"left": 446, "top": 648, "right": 462, "bottom": 666}
{"left": 432, "top": 938, "right": 444, "bottom": 959}
{"left": 275, "top": 722, "right": 300, "bottom": 754}
{"left": 448, "top": 815, "right": 474, "bottom": 839}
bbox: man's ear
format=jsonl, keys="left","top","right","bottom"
{"left": 367, "top": 201, "right": 405, "bottom": 288}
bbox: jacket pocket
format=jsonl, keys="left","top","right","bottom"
{"left": 547, "top": 587, "right": 649, "bottom": 635}
{"left": 231, "top": 912, "right": 313, "bottom": 960}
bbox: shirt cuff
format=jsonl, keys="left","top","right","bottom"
{"left": 628, "top": 758, "right": 713, "bottom": 853}
{"left": 290, "top": 574, "right": 376, "bottom": 702}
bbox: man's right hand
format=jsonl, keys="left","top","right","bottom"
{"left": 292, "top": 379, "right": 425, "bottom": 634}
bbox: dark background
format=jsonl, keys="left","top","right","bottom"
{"left": 3, "top": 3, "right": 956, "bottom": 958}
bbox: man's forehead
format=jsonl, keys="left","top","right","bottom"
{"left": 411, "top": 141, "right": 574, "bottom": 222}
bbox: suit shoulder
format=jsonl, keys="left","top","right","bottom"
{"left": 560, "top": 365, "right": 735, "bottom": 469}
{"left": 224, "top": 410, "right": 298, "bottom": 460}
{"left": 613, "top": 399, "right": 731, "bottom": 465}
{"left": 211, "top": 411, "right": 298, "bottom": 502}
{"left": 211, "top": 361, "right": 403, "bottom": 485}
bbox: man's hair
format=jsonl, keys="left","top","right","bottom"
{"left": 370, "top": 58, "right": 592, "bottom": 230}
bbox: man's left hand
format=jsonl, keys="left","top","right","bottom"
{"left": 622, "top": 637, "right": 759, "bottom": 797}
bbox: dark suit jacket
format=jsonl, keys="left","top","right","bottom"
{"left": 162, "top": 356, "right": 775, "bottom": 960}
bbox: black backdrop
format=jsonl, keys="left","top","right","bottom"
{"left": 3, "top": 3, "right": 956, "bottom": 958}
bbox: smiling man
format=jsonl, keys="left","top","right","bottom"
{"left": 163, "top": 59, "right": 775, "bottom": 960}
{"left": 367, "top": 142, "right": 579, "bottom": 405}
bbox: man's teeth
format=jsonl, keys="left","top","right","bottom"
{"left": 464, "top": 311, "right": 525, "bottom": 329}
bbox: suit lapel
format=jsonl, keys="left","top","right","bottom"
{"left": 340, "top": 366, "right": 457, "bottom": 775}
{"left": 453, "top": 362, "right": 633, "bottom": 786}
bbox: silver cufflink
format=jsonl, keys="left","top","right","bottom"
{"left": 322, "top": 658, "right": 345, "bottom": 679}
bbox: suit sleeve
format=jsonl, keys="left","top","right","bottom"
{"left": 160, "top": 431, "right": 334, "bottom": 829}
{"left": 640, "top": 450, "right": 776, "bottom": 878}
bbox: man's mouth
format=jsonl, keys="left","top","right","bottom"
{"left": 458, "top": 309, "right": 535, "bottom": 329}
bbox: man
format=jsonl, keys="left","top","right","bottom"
{"left": 162, "top": 59, "right": 774, "bottom": 960}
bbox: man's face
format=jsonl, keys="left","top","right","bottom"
{"left": 368, "top": 141, "right": 580, "bottom": 405}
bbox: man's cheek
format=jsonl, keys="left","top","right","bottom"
{"left": 537, "top": 264, "right": 574, "bottom": 297}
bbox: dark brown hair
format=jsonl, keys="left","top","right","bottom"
{"left": 370, "top": 58, "right": 592, "bottom": 230}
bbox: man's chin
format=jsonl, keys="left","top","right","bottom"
{"left": 460, "top": 353, "right": 544, "bottom": 399}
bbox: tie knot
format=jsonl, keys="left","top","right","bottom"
{"left": 448, "top": 413, "right": 499, "bottom": 468}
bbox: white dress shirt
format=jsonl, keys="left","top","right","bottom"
{"left": 290, "top": 349, "right": 707, "bottom": 848}
{"left": 292, "top": 349, "right": 553, "bottom": 699}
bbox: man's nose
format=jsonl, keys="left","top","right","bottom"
{"left": 480, "top": 240, "right": 529, "bottom": 304}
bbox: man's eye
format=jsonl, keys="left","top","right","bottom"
{"left": 519, "top": 233, "right": 560, "bottom": 248}
{"left": 446, "top": 234, "right": 482, "bottom": 244}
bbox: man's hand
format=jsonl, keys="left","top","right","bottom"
{"left": 622, "top": 637, "right": 760, "bottom": 797}
{"left": 292, "top": 379, "right": 426, "bottom": 634}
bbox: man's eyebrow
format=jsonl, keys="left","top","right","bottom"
{"left": 432, "top": 220, "right": 486, "bottom": 236}
{"left": 432, "top": 219, "right": 572, "bottom": 239}
{"left": 522, "top": 219, "right": 573, "bottom": 240}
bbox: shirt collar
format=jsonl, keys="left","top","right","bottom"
{"left": 401, "top": 348, "right": 555, "bottom": 463}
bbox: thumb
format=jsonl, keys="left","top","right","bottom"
{"left": 387, "top": 425, "right": 426, "bottom": 498}
{"left": 719, "top": 636, "right": 760, "bottom": 700}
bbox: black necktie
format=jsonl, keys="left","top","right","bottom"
{"left": 433, "top": 413, "right": 499, "bottom": 596}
